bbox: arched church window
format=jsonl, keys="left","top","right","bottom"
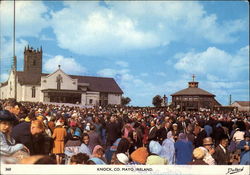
{"left": 32, "top": 86, "right": 36, "bottom": 98}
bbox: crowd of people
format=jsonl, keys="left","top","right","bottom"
{"left": 0, "top": 99, "right": 249, "bottom": 165}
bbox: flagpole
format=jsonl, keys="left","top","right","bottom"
{"left": 13, "top": 0, "right": 17, "bottom": 100}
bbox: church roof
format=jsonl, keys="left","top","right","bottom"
{"left": 171, "top": 87, "right": 215, "bottom": 96}
{"left": 70, "top": 75, "right": 123, "bottom": 94}
{"left": 233, "top": 101, "right": 250, "bottom": 107}
{"left": 16, "top": 71, "right": 123, "bottom": 94}
{"left": 17, "top": 71, "right": 42, "bottom": 85}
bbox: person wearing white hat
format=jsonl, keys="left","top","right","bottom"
{"left": 116, "top": 153, "right": 129, "bottom": 165}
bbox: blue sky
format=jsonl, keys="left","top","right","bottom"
{"left": 0, "top": 1, "right": 249, "bottom": 106}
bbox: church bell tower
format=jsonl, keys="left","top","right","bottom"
{"left": 24, "top": 45, "right": 42, "bottom": 74}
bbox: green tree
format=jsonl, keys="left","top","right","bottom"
{"left": 121, "top": 96, "right": 131, "bottom": 106}
{"left": 152, "top": 95, "right": 162, "bottom": 107}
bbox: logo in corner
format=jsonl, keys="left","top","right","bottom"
{"left": 226, "top": 167, "right": 244, "bottom": 175}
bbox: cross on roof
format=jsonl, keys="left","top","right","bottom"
{"left": 192, "top": 74, "right": 196, "bottom": 82}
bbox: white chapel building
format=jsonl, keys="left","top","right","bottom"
{"left": 0, "top": 46, "right": 123, "bottom": 106}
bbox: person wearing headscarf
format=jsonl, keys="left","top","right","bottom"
{"left": 129, "top": 147, "right": 149, "bottom": 165}
{"left": 122, "top": 123, "right": 134, "bottom": 138}
{"left": 91, "top": 145, "right": 107, "bottom": 164}
{"left": 160, "top": 131, "right": 175, "bottom": 164}
{"left": 146, "top": 140, "right": 167, "bottom": 165}
{"left": 174, "top": 133, "right": 193, "bottom": 165}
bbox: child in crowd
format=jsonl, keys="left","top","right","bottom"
{"left": 0, "top": 110, "right": 29, "bottom": 163}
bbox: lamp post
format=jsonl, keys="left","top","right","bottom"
{"left": 13, "top": 0, "right": 17, "bottom": 100}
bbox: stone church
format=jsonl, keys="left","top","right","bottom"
{"left": 0, "top": 46, "right": 123, "bottom": 106}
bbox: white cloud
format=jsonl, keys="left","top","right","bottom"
{"left": 97, "top": 67, "right": 170, "bottom": 106}
{"left": 40, "top": 35, "right": 53, "bottom": 41}
{"left": 49, "top": 1, "right": 246, "bottom": 56}
{"left": 50, "top": 2, "right": 160, "bottom": 56}
{"left": 97, "top": 66, "right": 248, "bottom": 106}
{"left": 174, "top": 46, "right": 249, "bottom": 80}
{"left": 1, "top": 37, "right": 28, "bottom": 61}
{"left": 115, "top": 61, "right": 129, "bottom": 67}
{"left": 0, "top": 1, "right": 49, "bottom": 38}
{"left": 0, "top": 37, "right": 29, "bottom": 73}
{"left": 44, "top": 55, "right": 87, "bottom": 75}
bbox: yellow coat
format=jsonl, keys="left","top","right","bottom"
{"left": 52, "top": 127, "right": 67, "bottom": 154}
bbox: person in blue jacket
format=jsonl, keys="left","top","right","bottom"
{"left": 237, "top": 131, "right": 250, "bottom": 164}
{"left": 174, "top": 133, "right": 193, "bottom": 165}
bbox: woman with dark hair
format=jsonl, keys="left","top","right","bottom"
{"left": 128, "top": 130, "right": 143, "bottom": 154}
{"left": 111, "top": 137, "right": 130, "bottom": 164}
{"left": 79, "top": 133, "right": 91, "bottom": 156}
